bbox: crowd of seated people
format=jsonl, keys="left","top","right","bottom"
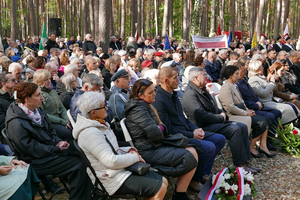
{"left": 2, "top": 33, "right": 300, "bottom": 200}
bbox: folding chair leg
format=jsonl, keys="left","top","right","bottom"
{"left": 37, "top": 189, "right": 47, "bottom": 200}
{"left": 220, "top": 150, "right": 229, "bottom": 166}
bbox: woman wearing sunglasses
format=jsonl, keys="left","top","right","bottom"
{"left": 123, "top": 79, "right": 198, "bottom": 200}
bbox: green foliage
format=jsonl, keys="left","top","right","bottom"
{"left": 270, "top": 120, "right": 300, "bottom": 156}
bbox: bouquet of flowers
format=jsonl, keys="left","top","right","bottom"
{"left": 205, "top": 166, "right": 257, "bottom": 200}
{"left": 270, "top": 120, "right": 300, "bottom": 156}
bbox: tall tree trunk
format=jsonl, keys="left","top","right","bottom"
{"left": 99, "top": 0, "right": 111, "bottom": 51}
{"left": 231, "top": 0, "right": 235, "bottom": 38}
{"left": 35, "top": 0, "right": 39, "bottom": 36}
{"left": 210, "top": 0, "right": 215, "bottom": 34}
{"left": 226, "top": 0, "right": 230, "bottom": 31}
{"left": 281, "top": 0, "right": 287, "bottom": 31}
{"left": 64, "top": 0, "right": 68, "bottom": 38}
{"left": 82, "top": 0, "right": 87, "bottom": 37}
{"left": 256, "top": 0, "right": 265, "bottom": 41}
{"left": 137, "top": 0, "right": 141, "bottom": 36}
{"left": 20, "top": 0, "right": 26, "bottom": 39}
{"left": 11, "top": 0, "right": 17, "bottom": 40}
{"left": 250, "top": 0, "right": 255, "bottom": 38}
{"left": 297, "top": 0, "right": 300, "bottom": 37}
{"left": 110, "top": 0, "right": 114, "bottom": 36}
{"left": 274, "top": 0, "right": 282, "bottom": 37}
{"left": 283, "top": 0, "right": 290, "bottom": 29}
{"left": 169, "top": 1, "right": 173, "bottom": 37}
{"left": 70, "top": 0, "right": 74, "bottom": 36}
{"left": 220, "top": 0, "right": 224, "bottom": 33}
{"left": 131, "top": 0, "right": 137, "bottom": 37}
{"left": 154, "top": 0, "right": 159, "bottom": 36}
{"left": 162, "top": 0, "right": 169, "bottom": 36}
{"left": 94, "top": 0, "right": 99, "bottom": 41}
{"left": 89, "top": 0, "right": 95, "bottom": 37}
{"left": 28, "top": 0, "right": 37, "bottom": 36}
{"left": 120, "top": 0, "right": 126, "bottom": 39}
{"left": 188, "top": 0, "right": 193, "bottom": 37}
{"left": 141, "top": 0, "right": 144, "bottom": 37}
{"left": 183, "top": 0, "right": 189, "bottom": 39}
{"left": 201, "top": 0, "right": 208, "bottom": 36}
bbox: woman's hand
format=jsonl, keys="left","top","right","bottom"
{"left": 11, "top": 159, "right": 27, "bottom": 169}
{"left": 291, "top": 93, "right": 298, "bottom": 100}
{"left": 65, "top": 121, "right": 72, "bottom": 129}
{"left": 270, "top": 74, "right": 279, "bottom": 82}
{"left": 256, "top": 101, "right": 263, "bottom": 110}
{"left": 138, "top": 155, "right": 146, "bottom": 163}
{"left": 52, "top": 74, "right": 60, "bottom": 82}
{"left": 0, "top": 166, "right": 12, "bottom": 175}
{"left": 57, "top": 141, "right": 70, "bottom": 151}
{"left": 246, "top": 110, "right": 255, "bottom": 117}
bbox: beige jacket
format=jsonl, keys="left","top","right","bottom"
{"left": 219, "top": 80, "right": 252, "bottom": 134}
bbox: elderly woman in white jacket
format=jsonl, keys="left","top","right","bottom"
{"left": 73, "top": 91, "right": 167, "bottom": 199}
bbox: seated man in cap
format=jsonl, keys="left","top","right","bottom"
{"left": 108, "top": 69, "right": 131, "bottom": 125}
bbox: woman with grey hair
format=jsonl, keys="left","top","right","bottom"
{"left": 73, "top": 91, "right": 167, "bottom": 199}
{"left": 64, "top": 63, "right": 82, "bottom": 87}
{"left": 33, "top": 69, "right": 73, "bottom": 140}
{"left": 248, "top": 60, "right": 299, "bottom": 125}
{"left": 58, "top": 73, "right": 78, "bottom": 110}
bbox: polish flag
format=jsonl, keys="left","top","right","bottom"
{"left": 282, "top": 25, "right": 289, "bottom": 45}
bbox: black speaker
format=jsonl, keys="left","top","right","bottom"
{"left": 48, "top": 18, "right": 62, "bottom": 37}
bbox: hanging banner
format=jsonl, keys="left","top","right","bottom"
{"left": 192, "top": 35, "right": 228, "bottom": 49}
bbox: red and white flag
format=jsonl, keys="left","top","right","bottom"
{"left": 135, "top": 29, "right": 139, "bottom": 41}
{"left": 282, "top": 25, "right": 289, "bottom": 45}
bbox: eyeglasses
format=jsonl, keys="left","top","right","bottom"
{"left": 88, "top": 105, "right": 107, "bottom": 114}
{"left": 137, "top": 79, "right": 152, "bottom": 94}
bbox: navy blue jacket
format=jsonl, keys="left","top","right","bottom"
{"left": 152, "top": 85, "right": 198, "bottom": 138}
{"left": 70, "top": 88, "right": 113, "bottom": 123}
{"left": 205, "top": 59, "right": 220, "bottom": 82}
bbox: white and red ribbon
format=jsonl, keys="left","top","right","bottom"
{"left": 236, "top": 167, "right": 245, "bottom": 200}
{"left": 205, "top": 167, "right": 228, "bottom": 200}
{"left": 205, "top": 167, "right": 245, "bottom": 200}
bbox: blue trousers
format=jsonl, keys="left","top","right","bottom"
{"left": 188, "top": 133, "right": 226, "bottom": 181}
{"left": 255, "top": 107, "right": 282, "bottom": 136}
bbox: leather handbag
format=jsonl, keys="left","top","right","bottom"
{"left": 104, "top": 134, "right": 150, "bottom": 176}
{"left": 162, "top": 133, "right": 189, "bottom": 148}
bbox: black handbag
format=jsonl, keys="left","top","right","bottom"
{"left": 104, "top": 134, "right": 150, "bottom": 176}
{"left": 236, "top": 102, "right": 247, "bottom": 110}
{"left": 162, "top": 133, "right": 189, "bottom": 148}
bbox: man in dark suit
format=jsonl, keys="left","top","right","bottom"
{"left": 181, "top": 67, "right": 261, "bottom": 174}
{"left": 273, "top": 36, "right": 283, "bottom": 53}
{"left": 243, "top": 38, "right": 251, "bottom": 51}
{"left": 287, "top": 50, "right": 300, "bottom": 85}
{"left": 152, "top": 67, "right": 226, "bottom": 191}
{"left": 282, "top": 37, "right": 294, "bottom": 52}
{"left": 263, "top": 49, "right": 276, "bottom": 76}
{"left": 109, "top": 36, "right": 121, "bottom": 50}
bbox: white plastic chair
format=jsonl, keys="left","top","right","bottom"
{"left": 214, "top": 95, "right": 223, "bottom": 110}
{"left": 67, "top": 109, "right": 75, "bottom": 127}
{"left": 120, "top": 118, "right": 134, "bottom": 147}
{"left": 210, "top": 83, "right": 222, "bottom": 94}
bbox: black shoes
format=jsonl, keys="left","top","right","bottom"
{"left": 251, "top": 152, "right": 263, "bottom": 158}
{"left": 258, "top": 148, "right": 277, "bottom": 158}
{"left": 267, "top": 142, "right": 278, "bottom": 151}
{"left": 172, "top": 191, "right": 190, "bottom": 200}
{"left": 45, "top": 181, "right": 64, "bottom": 194}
